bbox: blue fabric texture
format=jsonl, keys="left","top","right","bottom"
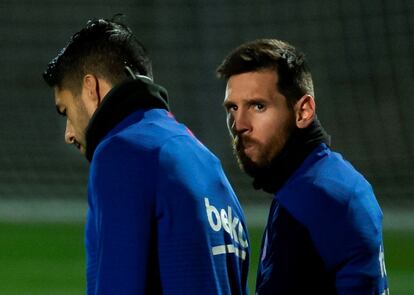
{"left": 86, "top": 108, "right": 249, "bottom": 294}
{"left": 257, "top": 144, "right": 389, "bottom": 295}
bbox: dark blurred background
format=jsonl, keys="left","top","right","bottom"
{"left": 0, "top": 1, "right": 413, "bottom": 294}
{"left": 0, "top": 0, "right": 413, "bottom": 209}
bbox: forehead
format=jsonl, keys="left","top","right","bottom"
{"left": 224, "top": 69, "right": 279, "bottom": 101}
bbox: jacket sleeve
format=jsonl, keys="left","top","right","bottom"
{"left": 280, "top": 179, "right": 388, "bottom": 294}
{"left": 334, "top": 188, "right": 388, "bottom": 295}
{"left": 88, "top": 137, "right": 158, "bottom": 295}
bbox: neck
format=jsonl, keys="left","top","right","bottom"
{"left": 252, "top": 117, "right": 330, "bottom": 194}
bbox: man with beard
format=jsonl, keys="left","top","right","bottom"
{"left": 217, "top": 39, "right": 389, "bottom": 294}
{"left": 43, "top": 18, "right": 249, "bottom": 294}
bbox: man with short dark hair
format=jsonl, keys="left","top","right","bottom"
{"left": 217, "top": 39, "right": 389, "bottom": 294}
{"left": 43, "top": 18, "right": 249, "bottom": 295}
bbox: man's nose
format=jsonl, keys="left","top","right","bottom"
{"left": 229, "top": 111, "right": 250, "bottom": 136}
{"left": 64, "top": 120, "right": 75, "bottom": 144}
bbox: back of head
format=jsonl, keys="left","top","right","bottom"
{"left": 43, "top": 17, "right": 152, "bottom": 94}
{"left": 217, "top": 39, "right": 314, "bottom": 106}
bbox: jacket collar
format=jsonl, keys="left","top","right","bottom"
{"left": 85, "top": 78, "right": 169, "bottom": 162}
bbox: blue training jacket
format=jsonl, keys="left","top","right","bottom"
{"left": 86, "top": 108, "right": 249, "bottom": 294}
{"left": 257, "top": 143, "right": 389, "bottom": 295}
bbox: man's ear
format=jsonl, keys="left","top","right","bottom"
{"left": 80, "top": 74, "right": 101, "bottom": 117}
{"left": 294, "top": 94, "right": 316, "bottom": 129}
{"left": 82, "top": 74, "right": 98, "bottom": 101}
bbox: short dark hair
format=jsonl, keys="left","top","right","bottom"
{"left": 217, "top": 39, "right": 314, "bottom": 106}
{"left": 43, "top": 17, "right": 152, "bottom": 94}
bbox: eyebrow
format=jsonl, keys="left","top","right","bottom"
{"left": 223, "top": 97, "right": 267, "bottom": 107}
{"left": 222, "top": 100, "right": 235, "bottom": 109}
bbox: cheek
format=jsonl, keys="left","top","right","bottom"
{"left": 69, "top": 108, "right": 88, "bottom": 135}
{"left": 226, "top": 114, "right": 235, "bottom": 136}
{"left": 79, "top": 111, "right": 91, "bottom": 132}
{"left": 259, "top": 115, "right": 294, "bottom": 154}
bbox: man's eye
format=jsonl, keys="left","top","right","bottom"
{"left": 226, "top": 105, "right": 238, "bottom": 112}
{"left": 254, "top": 103, "right": 265, "bottom": 111}
{"left": 56, "top": 105, "right": 67, "bottom": 116}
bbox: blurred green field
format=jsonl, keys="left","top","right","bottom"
{"left": 0, "top": 222, "right": 413, "bottom": 294}
{"left": 0, "top": 223, "right": 85, "bottom": 295}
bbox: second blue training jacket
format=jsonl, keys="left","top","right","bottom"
{"left": 256, "top": 143, "right": 389, "bottom": 295}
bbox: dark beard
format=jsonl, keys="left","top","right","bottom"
{"left": 232, "top": 114, "right": 296, "bottom": 180}
{"left": 234, "top": 118, "right": 331, "bottom": 194}
{"left": 233, "top": 135, "right": 279, "bottom": 179}
{"left": 234, "top": 145, "right": 265, "bottom": 178}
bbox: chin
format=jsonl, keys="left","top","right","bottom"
{"left": 236, "top": 151, "right": 264, "bottom": 178}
